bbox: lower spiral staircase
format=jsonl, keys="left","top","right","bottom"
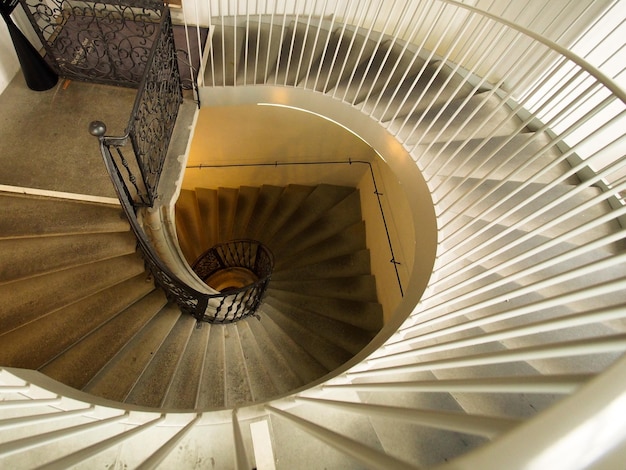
{"left": 2, "top": 3, "right": 626, "bottom": 469}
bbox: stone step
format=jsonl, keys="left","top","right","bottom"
{"left": 257, "top": 184, "right": 315, "bottom": 247}
{"left": 270, "top": 184, "right": 356, "bottom": 249}
{"left": 262, "top": 301, "right": 353, "bottom": 372}
{"left": 0, "top": 193, "right": 128, "bottom": 239}
{"left": 274, "top": 190, "right": 364, "bottom": 259}
{"left": 175, "top": 189, "right": 203, "bottom": 263}
{"left": 0, "top": 231, "right": 136, "bottom": 285}
{"left": 243, "top": 315, "right": 305, "bottom": 393}
{"left": 271, "top": 249, "right": 372, "bottom": 281}
{"left": 275, "top": 220, "right": 368, "bottom": 271}
{"left": 223, "top": 322, "right": 254, "bottom": 406}
{"left": 271, "top": 21, "right": 330, "bottom": 86}
{"left": 195, "top": 187, "right": 219, "bottom": 251}
{"left": 255, "top": 308, "right": 329, "bottom": 384}
{"left": 124, "top": 314, "right": 197, "bottom": 408}
{"left": 422, "top": 133, "right": 576, "bottom": 184}
{"left": 390, "top": 92, "right": 524, "bottom": 144}
{"left": 0, "top": 253, "right": 146, "bottom": 335}
{"left": 371, "top": 61, "right": 476, "bottom": 122}
{"left": 244, "top": 185, "right": 285, "bottom": 240}
{"left": 39, "top": 289, "right": 167, "bottom": 389}
{"left": 270, "top": 275, "right": 379, "bottom": 303}
{"left": 82, "top": 303, "right": 182, "bottom": 402}
{"left": 234, "top": 319, "right": 280, "bottom": 402}
{"left": 0, "top": 272, "right": 155, "bottom": 370}
{"left": 232, "top": 186, "right": 260, "bottom": 239}
{"left": 195, "top": 323, "right": 226, "bottom": 408}
{"left": 237, "top": 22, "right": 284, "bottom": 85}
{"left": 266, "top": 288, "right": 383, "bottom": 332}
{"left": 163, "top": 321, "right": 211, "bottom": 409}
{"left": 217, "top": 187, "right": 239, "bottom": 243}
{"left": 264, "top": 295, "right": 375, "bottom": 356}
{"left": 205, "top": 26, "right": 246, "bottom": 86}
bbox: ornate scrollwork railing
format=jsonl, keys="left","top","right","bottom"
{"left": 20, "top": 0, "right": 165, "bottom": 87}
{"left": 84, "top": 6, "right": 181, "bottom": 207}
{"left": 192, "top": 240, "right": 274, "bottom": 323}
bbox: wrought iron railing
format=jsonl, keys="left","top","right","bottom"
{"left": 20, "top": 0, "right": 164, "bottom": 87}
{"left": 82, "top": 6, "right": 181, "bottom": 207}
{"left": 192, "top": 240, "right": 274, "bottom": 323}
{"left": 91, "top": 122, "right": 209, "bottom": 320}
{"left": 81, "top": 3, "right": 271, "bottom": 323}
{"left": 91, "top": 123, "right": 274, "bottom": 323}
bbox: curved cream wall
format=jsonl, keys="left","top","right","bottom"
{"left": 193, "top": 86, "right": 437, "bottom": 326}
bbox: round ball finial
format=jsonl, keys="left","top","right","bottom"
{"left": 89, "top": 121, "right": 107, "bottom": 137}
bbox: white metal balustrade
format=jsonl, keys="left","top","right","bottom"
{"left": 1, "top": 0, "right": 625, "bottom": 468}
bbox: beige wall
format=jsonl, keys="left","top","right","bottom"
{"left": 183, "top": 104, "right": 376, "bottom": 189}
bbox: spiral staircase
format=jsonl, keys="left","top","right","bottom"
{"left": 1, "top": 1, "right": 626, "bottom": 469}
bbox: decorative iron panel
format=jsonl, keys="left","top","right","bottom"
{"left": 127, "top": 9, "right": 182, "bottom": 205}
{"left": 20, "top": 0, "right": 164, "bottom": 87}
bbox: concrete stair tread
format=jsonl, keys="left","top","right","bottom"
{"left": 217, "top": 187, "right": 239, "bottom": 243}
{"left": 232, "top": 320, "right": 280, "bottom": 402}
{"left": 271, "top": 21, "right": 330, "bottom": 86}
{"left": 162, "top": 322, "right": 211, "bottom": 409}
{"left": 0, "top": 253, "right": 146, "bottom": 335}
{"left": 271, "top": 249, "right": 372, "bottom": 281}
{"left": 438, "top": 179, "right": 615, "bottom": 241}
{"left": 175, "top": 189, "right": 203, "bottom": 263}
{"left": 264, "top": 295, "right": 376, "bottom": 355}
{"left": 194, "top": 187, "right": 219, "bottom": 251}
{"left": 270, "top": 275, "right": 379, "bottom": 303}
{"left": 391, "top": 92, "right": 524, "bottom": 144}
{"left": 350, "top": 41, "right": 428, "bottom": 106}
{"left": 272, "top": 189, "right": 363, "bottom": 257}
{"left": 372, "top": 61, "right": 475, "bottom": 123}
{"left": 262, "top": 302, "right": 352, "bottom": 372}
{"left": 266, "top": 288, "right": 383, "bottom": 332}
{"left": 422, "top": 133, "right": 576, "bottom": 184}
{"left": 255, "top": 309, "right": 330, "bottom": 384}
{"left": 223, "top": 323, "right": 254, "bottom": 406}
{"left": 206, "top": 26, "right": 246, "bottom": 86}
{"left": 311, "top": 28, "right": 381, "bottom": 94}
{"left": 243, "top": 184, "right": 285, "bottom": 240}
{"left": 256, "top": 184, "right": 316, "bottom": 245}
{"left": 269, "top": 184, "right": 356, "bottom": 248}
{"left": 195, "top": 324, "right": 226, "bottom": 408}
{"left": 0, "top": 193, "right": 128, "bottom": 238}
{"left": 236, "top": 22, "right": 284, "bottom": 85}
{"left": 82, "top": 304, "right": 183, "bottom": 402}
{"left": 243, "top": 315, "right": 306, "bottom": 393}
{"left": 125, "top": 314, "right": 197, "bottom": 408}
{"left": 0, "top": 231, "right": 137, "bottom": 285}
{"left": 333, "top": 39, "right": 395, "bottom": 104}
{"left": 231, "top": 186, "right": 260, "bottom": 239}
{"left": 38, "top": 289, "right": 167, "bottom": 389}
{"left": 0, "top": 272, "right": 155, "bottom": 370}
{"left": 276, "top": 220, "right": 368, "bottom": 270}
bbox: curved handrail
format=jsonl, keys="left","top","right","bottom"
{"left": 90, "top": 124, "right": 209, "bottom": 320}
{"left": 439, "top": 0, "right": 626, "bottom": 105}
{"left": 91, "top": 124, "right": 274, "bottom": 324}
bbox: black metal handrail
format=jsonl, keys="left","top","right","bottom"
{"left": 91, "top": 124, "right": 210, "bottom": 320}
{"left": 85, "top": 5, "right": 271, "bottom": 323}
{"left": 92, "top": 124, "right": 274, "bottom": 323}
